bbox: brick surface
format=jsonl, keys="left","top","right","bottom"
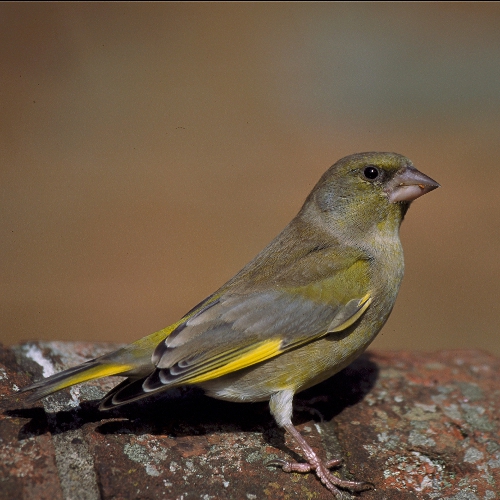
{"left": 1, "top": 341, "right": 499, "bottom": 499}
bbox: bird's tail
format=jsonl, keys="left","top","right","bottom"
{"left": 20, "top": 356, "right": 136, "bottom": 404}
{"left": 20, "top": 328, "right": 174, "bottom": 404}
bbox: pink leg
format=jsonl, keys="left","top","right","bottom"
{"left": 270, "top": 423, "right": 373, "bottom": 498}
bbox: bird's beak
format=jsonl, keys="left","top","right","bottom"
{"left": 386, "top": 166, "right": 440, "bottom": 203}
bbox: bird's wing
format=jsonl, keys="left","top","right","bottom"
{"left": 147, "top": 288, "right": 372, "bottom": 389}
{"left": 102, "top": 288, "right": 371, "bottom": 408}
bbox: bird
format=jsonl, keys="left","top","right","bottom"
{"left": 20, "top": 152, "right": 439, "bottom": 497}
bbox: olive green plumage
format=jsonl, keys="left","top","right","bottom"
{"left": 21, "top": 152, "right": 439, "bottom": 497}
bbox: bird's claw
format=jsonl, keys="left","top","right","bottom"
{"left": 265, "top": 458, "right": 288, "bottom": 468}
{"left": 266, "top": 458, "right": 313, "bottom": 473}
{"left": 311, "top": 462, "right": 373, "bottom": 498}
{"left": 266, "top": 457, "right": 343, "bottom": 473}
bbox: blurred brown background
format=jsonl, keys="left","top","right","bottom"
{"left": 1, "top": 3, "right": 499, "bottom": 356}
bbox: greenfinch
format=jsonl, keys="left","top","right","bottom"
{"left": 21, "top": 152, "right": 439, "bottom": 497}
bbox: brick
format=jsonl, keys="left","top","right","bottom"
{"left": 1, "top": 342, "right": 499, "bottom": 499}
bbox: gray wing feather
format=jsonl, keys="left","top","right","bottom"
{"left": 155, "top": 290, "right": 338, "bottom": 370}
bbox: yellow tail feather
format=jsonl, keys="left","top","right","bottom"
{"left": 22, "top": 359, "right": 134, "bottom": 403}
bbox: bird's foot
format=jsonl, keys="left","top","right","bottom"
{"left": 268, "top": 456, "right": 371, "bottom": 498}
{"left": 267, "top": 456, "right": 342, "bottom": 473}
{"left": 272, "top": 422, "right": 373, "bottom": 498}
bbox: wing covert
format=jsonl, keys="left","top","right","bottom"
{"left": 144, "top": 288, "right": 371, "bottom": 391}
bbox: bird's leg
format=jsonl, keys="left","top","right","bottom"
{"left": 268, "top": 390, "right": 372, "bottom": 498}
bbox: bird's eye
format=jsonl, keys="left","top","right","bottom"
{"left": 363, "top": 166, "right": 379, "bottom": 180}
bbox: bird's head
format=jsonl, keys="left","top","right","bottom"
{"left": 301, "top": 152, "right": 439, "bottom": 239}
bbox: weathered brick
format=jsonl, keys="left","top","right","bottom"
{"left": 1, "top": 342, "right": 499, "bottom": 499}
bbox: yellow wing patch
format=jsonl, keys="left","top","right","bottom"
{"left": 183, "top": 339, "right": 283, "bottom": 384}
